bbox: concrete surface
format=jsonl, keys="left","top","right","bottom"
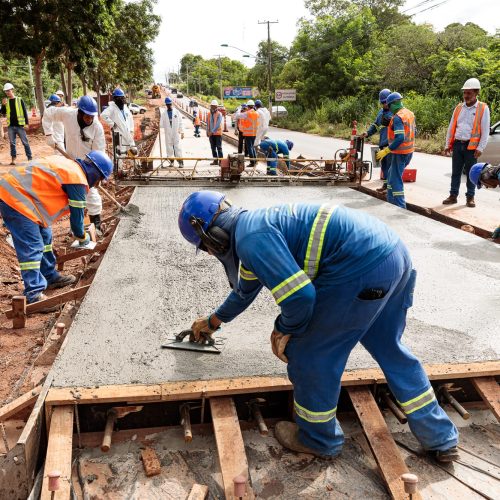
{"left": 51, "top": 185, "right": 500, "bottom": 388}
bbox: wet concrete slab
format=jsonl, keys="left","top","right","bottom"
{"left": 51, "top": 186, "right": 500, "bottom": 388}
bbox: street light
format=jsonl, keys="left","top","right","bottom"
{"left": 220, "top": 44, "right": 257, "bottom": 58}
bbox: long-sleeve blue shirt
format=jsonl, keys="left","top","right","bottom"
{"left": 215, "top": 204, "right": 399, "bottom": 336}
{"left": 366, "top": 108, "right": 393, "bottom": 147}
{"left": 61, "top": 184, "right": 87, "bottom": 238}
{"left": 258, "top": 138, "right": 291, "bottom": 167}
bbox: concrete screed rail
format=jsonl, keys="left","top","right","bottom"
{"left": 49, "top": 186, "right": 500, "bottom": 390}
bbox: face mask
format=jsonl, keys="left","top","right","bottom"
{"left": 77, "top": 110, "right": 91, "bottom": 130}
{"left": 390, "top": 102, "right": 403, "bottom": 114}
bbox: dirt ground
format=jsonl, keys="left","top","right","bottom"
{"left": 0, "top": 98, "right": 160, "bottom": 408}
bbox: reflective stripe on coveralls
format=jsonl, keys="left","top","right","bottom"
{"left": 398, "top": 387, "right": 436, "bottom": 415}
{"left": 43, "top": 244, "right": 52, "bottom": 252}
{"left": 272, "top": 270, "right": 311, "bottom": 304}
{"left": 19, "top": 261, "right": 41, "bottom": 270}
{"left": 240, "top": 265, "right": 258, "bottom": 281}
{"left": 294, "top": 400, "right": 337, "bottom": 423}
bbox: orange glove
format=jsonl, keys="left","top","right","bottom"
{"left": 270, "top": 329, "right": 291, "bottom": 363}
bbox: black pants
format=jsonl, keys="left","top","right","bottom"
{"left": 237, "top": 131, "right": 247, "bottom": 155}
{"left": 209, "top": 135, "right": 223, "bottom": 159}
{"left": 244, "top": 136, "right": 256, "bottom": 163}
{"left": 450, "top": 141, "right": 477, "bottom": 197}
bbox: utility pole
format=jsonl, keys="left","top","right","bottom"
{"left": 27, "top": 57, "right": 36, "bottom": 110}
{"left": 214, "top": 54, "right": 224, "bottom": 103}
{"left": 258, "top": 20, "right": 278, "bottom": 114}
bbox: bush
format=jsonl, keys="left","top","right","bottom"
{"left": 404, "top": 92, "right": 455, "bottom": 136}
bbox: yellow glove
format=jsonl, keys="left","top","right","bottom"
{"left": 270, "top": 329, "right": 291, "bottom": 363}
{"left": 127, "top": 147, "right": 138, "bottom": 158}
{"left": 376, "top": 147, "right": 390, "bottom": 161}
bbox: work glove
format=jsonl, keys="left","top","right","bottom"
{"left": 474, "top": 149, "right": 482, "bottom": 159}
{"left": 376, "top": 147, "right": 390, "bottom": 161}
{"left": 45, "top": 134, "right": 56, "bottom": 148}
{"left": 492, "top": 226, "right": 500, "bottom": 241}
{"left": 76, "top": 232, "right": 91, "bottom": 247}
{"left": 270, "top": 329, "right": 291, "bottom": 363}
{"left": 191, "top": 315, "right": 220, "bottom": 342}
{"left": 181, "top": 133, "right": 185, "bottom": 139}
{"left": 127, "top": 147, "right": 138, "bottom": 158}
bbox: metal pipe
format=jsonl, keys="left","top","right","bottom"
{"left": 381, "top": 391, "right": 407, "bottom": 424}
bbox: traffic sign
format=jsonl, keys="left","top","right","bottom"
{"left": 275, "top": 89, "right": 296, "bottom": 101}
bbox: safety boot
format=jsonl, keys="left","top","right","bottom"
{"left": 430, "top": 447, "right": 460, "bottom": 463}
{"left": 274, "top": 421, "right": 334, "bottom": 460}
{"left": 209, "top": 160, "right": 219, "bottom": 166}
{"left": 29, "top": 293, "right": 59, "bottom": 313}
{"left": 10, "top": 157, "right": 15, "bottom": 165}
{"left": 46, "top": 274, "right": 76, "bottom": 290}
{"left": 376, "top": 184, "right": 387, "bottom": 193}
{"left": 466, "top": 196, "right": 475, "bottom": 208}
{"left": 442, "top": 194, "right": 458, "bottom": 205}
{"left": 178, "top": 160, "right": 184, "bottom": 168}
{"left": 89, "top": 214, "right": 102, "bottom": 232}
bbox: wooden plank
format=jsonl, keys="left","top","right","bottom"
{"left": 210, "top": 397, "right": 254, "bottom": 499}
{"left": 141, "top": 447, "right": 161, "bottom": 477}
{"left": 54, "top": 239, "right": 111, "bottom": 264}
{"left": 472, "top": 377, "right": 500, "bottom": 421}
{"left": 347, "top": 386, "right": 422, "bottom": 500}
{"left": 187, "top": 483, "right": 209, "bottom": 500}
{"left": 5, "top": 285, "right": 90, "bottom": 319}
{"left": 0, "top": 385, "right": 42, "bottom": 422}
{"left": 40, "top": 405, "right": 74, "bottom": 500}
{"left": 12, "top": 295, "right": 26, "bottom": 328}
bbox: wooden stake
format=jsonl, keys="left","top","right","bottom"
{"left": 12, "top": 295, "right": 26, "bottom": 329}
{"left": 187, "top": 483, "right": 209, "bottom": 500}
{"left": 180, "top": 403, "right": 192, "bottom": 442}
{"left": 472, "top": 377, "right": 500, "bottom": 421}
{"left": 0, "top": 385, "right": 42, "bottom": 422}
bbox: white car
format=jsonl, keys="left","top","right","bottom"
{"left": 129, "top": 103, "right": 147, "bottom": 115}
{"left": 482, "top": 121, "right": 500, "bottom": 165}
{"left": 272, "top": 105, "right": 288, "bottom": 119}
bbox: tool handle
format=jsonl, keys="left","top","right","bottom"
{"left": 101, "top": 412, "right": 117, "bottom": 452}
{"left": 98, "top": 185, "right": 125, "bottom": 210}
{"left": 54, "top": 144, "right": 73, "bottom": 161}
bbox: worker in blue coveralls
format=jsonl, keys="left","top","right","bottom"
{"left": 178, "top": 190, "right": 459, "bottom": 462}
{"left": 361, "top": 89, "right": 393, "bottom": 193}
{"left": 376, "top": 92, "right": 416, "bottom": 209}
{"left": 469, "top": 162, "right": 500, "bottom": 241}
{"left": 258, "top": 138, "right": 294, "bottom": 175}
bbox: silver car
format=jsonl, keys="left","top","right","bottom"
{"left": 482, "top": 121, "right": 500, "bottom": 165}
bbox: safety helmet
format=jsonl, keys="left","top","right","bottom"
{"left": 255, "top": 99, "right": 263, "bottom": 107}
{"left": 247, "top": 99, "right": 255, "bottom": 106}
{"left": 386, "top": 92, "right": 403, "bottom": 106}
{"left": 210, "top": 99, "right": 219, "bottom": 106}
{"left": 3, "top": 83, "right": 14, "bottom": 91}
{"left": 55, "top": 89, "right": 64, "bottom": 97}
{"left": 285, "top": 140, "right": 294, "bottom": 151}
{"left": 77, "top": 95, "right": 98, "bottom": 116}
{"left": 48, "top": 94, "right": 61, "bottom": 102}
{"left": 165, "top": 96, "right": 173, "bottom": 105}
{"left": 178, "top": 191, "right": 226, "bottom": 247}
{"left": 112, "top": 88, "right": 125, "bottom": 97}
{"left": 241, "top": 103, "right": 248, "bottom": 109}
{"left": 85, "top": 151, "right": 113, "bottom": 179}
{"left": 379, "top": 88, "right": 391, "bottom": 104}
{"left": 462, "top": 78, "right": 481, "bottom": 90}
{"left": 469, "top": 162, "right": 488, "bottom": 189}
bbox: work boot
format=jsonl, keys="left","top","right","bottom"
{"left": 89, "top": 214, "right": 102, "bottom": 232}
{"left": 178, "top": 161, "right": 184, "bottom": 168}
{"left": 274, "top": 421, "right": 334, "bottom": 460}
{"left": 430, "top": 447, "right": 460, "bottom": 463}
{"left": 442, "top": 194, "right": 458, "bottom": 205}
{"left": 29, "top": 293, "right": 59, "bottom": 313}
{"left": 466, "top": 196, "right": 475, "bottom": 208}
{"left": 10, "top": 157, "right": 15, "bottom": 165}
{"left": 46, "top": 274, "right": 76, "bottom": 290}
{"left": 210, "top": 160, "right": 218, "bottom": 165}
{"left": 376, "top": 184, "right": 387, "bottom": 193}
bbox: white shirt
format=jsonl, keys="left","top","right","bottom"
{"left": 42, "top": 106, "right": 65, "bottom": 147}
{"left": 446, "top": 100, "right": 490, "bottom": 152}
{"left": 159, "top": 107, "right": 183, "bottom": 138}
{"left": 42, "top": 107, "right": 105, "bottom": 159}
{"left": 101, "top": 101, "right": 135, "bottom": 147}
{"left": 257, "top": 107, "right": 271, "bottom": 128}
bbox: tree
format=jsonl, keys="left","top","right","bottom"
{"left": 246, "top": 41, "right": 289, "bottom": 94}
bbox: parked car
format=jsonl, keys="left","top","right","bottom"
{"left": 176, "top": 92, "right": 184, "bottom": 98}
{"left": 482, "top": 121, "right": 500, "bottom": 165}
{"left": 170, "top": 88, "right": 178, "bottom": 94}
{"left": 271, "top": 105, "right": 288, "bottom": 119}
{"left": 129, "top": 103, "right": 147, "bottom": 115}
{"left": 189, "top": 100, "right": 198, "bottom": 108}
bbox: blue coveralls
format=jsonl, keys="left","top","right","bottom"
{"left": 215, "top": 204, "right": 458, "bottom": 456}
{"left": 258, "top": 139, "right": 291, "bottom": 175}
{"left": 366, "top": 108, "right": 393, "bottom": 185}
{"left": 0, "top": 184, "right": 87, "bottom": 303}
{"left": 387, "top": 112, "right": 414, "bottom": 209}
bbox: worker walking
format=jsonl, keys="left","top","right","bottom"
{"left": 443, "top": 78, "right": 490, "bottom": 208}
{"left": 254, "top": 99, "right": 270, "bottom": 147}
{"left": 179, "top": 191, "right": 459, "bottom": 462}
{"left": 362, "top": 89, "right": 393, "bottom": 193}
{"left": 160, "top": 96, "right": 184, "bottom": 167}
{"left": 376, "top": 92, "right": 415, "bottom": 209}
{"left": 43, "top": 95, "right": 106, "bottom": 231}
{"left": 207, "top": 99, "right": 223, "bottom": 165}
{"left": 101, "top": 88, "right": 137, "bottom": 157}
{"left": 1, "top": 83, "right": 33, "bottom": 165}
{"left": 234, "top": 100, "right": 260, "bottom": 166}
{"left": 258, "top": 137, "right": 293, "bottom": 175}
{"left": 193, "top": 110, "right": 201, "bottom": 138}
{"left": 0, "top": 152, "right": 112, "bottom": 309}
{"left": 42, "top": 94, "right": 65, "bottom": 151}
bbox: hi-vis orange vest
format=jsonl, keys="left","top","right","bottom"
{"left": 207, "top": 111, "right": 223, "bottom": 136}
{"left": 388, "top": 108, "right": 415, "bottom": 155}
{"left": 193, "top": 114, "right": 201, "bottom": 126}
{"left": 0, "top": 156, "right": 88, "bottom": 227}
{"left": 447, "top": 101, "right": 487, "bottom": 151}
{"left": 239, "top": 109, "right": 259, "bottom": 137}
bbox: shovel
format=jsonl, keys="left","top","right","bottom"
{"left": 54, "top": 144, "right": 140, "bottom": 217}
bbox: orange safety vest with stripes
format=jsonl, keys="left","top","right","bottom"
{"left": 447, "top": 101, "right": 487, "bottom": 151}
{"left": 239, "top": 109, "right": 259, "bottom": 137}
{"left": 193, "top": 113, "right": 201, "bottom": 126}
{"left": 388, "top": 108, "right": 415, "bottom": 155}
{"left": 207, "top": 110, "right": 223, "bottom": 136}
{"left": 0, "top": 156, "right": 89, "bottom": 227}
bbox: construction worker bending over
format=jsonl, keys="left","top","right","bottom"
{"left": 469, "top": 162, "right": 500, "bottom": 241}
{"left": 258, "top": 137, "right": 293, "bottom": 175}
{"left": 101, "top": 88, "right": 137, "bottom": 158}
{"left": 207, "top": 100, "right": 223, "bottom": 165}
{"left": 0, "top": 152, "right": 112, "bottom": 310}
{"left": 362, "top": 89, "right": 393, "bottom": 193}
{"left": 179, "top": 191, "right": 459, "bottom": 462}
{"left": 254, "top": 99, "right": 270, "bottom": 147}
{"left": 160, "top": 97, "right": 184, "bottom": 167}
{"left": 376, "top": 92, "right": 415, "bottom": 209}
{"left": 233, "top": 100, "right": 260, "bottom": 166}
{"left": 42, "top": 94, "right": 66, "bottom": 151}
{"left": 43, "top": 95, "right": 105, "bottom": 231}
{"left": 193, "top": 110, "right": 201, "bottom": 138}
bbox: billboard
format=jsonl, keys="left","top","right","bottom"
{"left": 223, "top": 86, "right": 258, "bottom": 99}
{"left": 275, "top": 89, "right": 297, "bottom": 101}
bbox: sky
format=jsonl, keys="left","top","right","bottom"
{"left": 152, "top": 0, "right": 499, "bottom": 83}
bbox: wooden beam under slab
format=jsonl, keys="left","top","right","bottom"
{"left": 0, "top": 386, "right": 42, "bottom": 422}
{"left": 210, "top": 397, "right": 254, "bottom": 499}
{"left": 347, "top": 386, "right": 422, "bottom": 500}
{"left": 472, "top": 377, "right": 500, "bottom": 421}
{"left": 187, "top": 483, "right": 209, "bottom": 500}
{"left": 40, "top": 405, "right": 74, "bottom": 500}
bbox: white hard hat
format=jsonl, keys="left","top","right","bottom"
{"left": 247, "top": 99, "right": 255, "bottom": 106}
{"left": 210, "top": 99, "right": 219, "bottom": 106}
{"left": 462, "top": 78, "right": 481, "bottom": 90}
{"left": 3, "top": 83, "right": 14, "bottom": 91}
{"left": 55, "top": 89, "right": 64, "bottom": 96}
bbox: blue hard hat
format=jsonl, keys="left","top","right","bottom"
{"left": 469, "top": 162, "right": 488, "bottom": 189}
{"left": 286, "top": 140, "right": 294, "bottom": 151}
{"left": 379, "top": 88, "right": 391, "bottom": 104}
{"left": 178, "top": 191, "right": 226, "bottom": 247}
{"left": 112, "top": 88, "right": 125, "bottom": 97}
{"left": 165, "top": 97, "right": 173, "bottom": 105}
{"left": 85, "top": 151, "right": 113, "bottom": 180}
{"left": 255, "top": 99, "right": 263, "bottom": 107}
{"left": 77, "top": 95, "right": 98, "bottom": 116}
{"left": 386, "top": 92, "right": 403, "bottom": 106}
{"left": 241, "top": 103, "right": 248, "bottom": 109}
{"left": 48, "top": 94, "right": 61, "bottom": 102}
